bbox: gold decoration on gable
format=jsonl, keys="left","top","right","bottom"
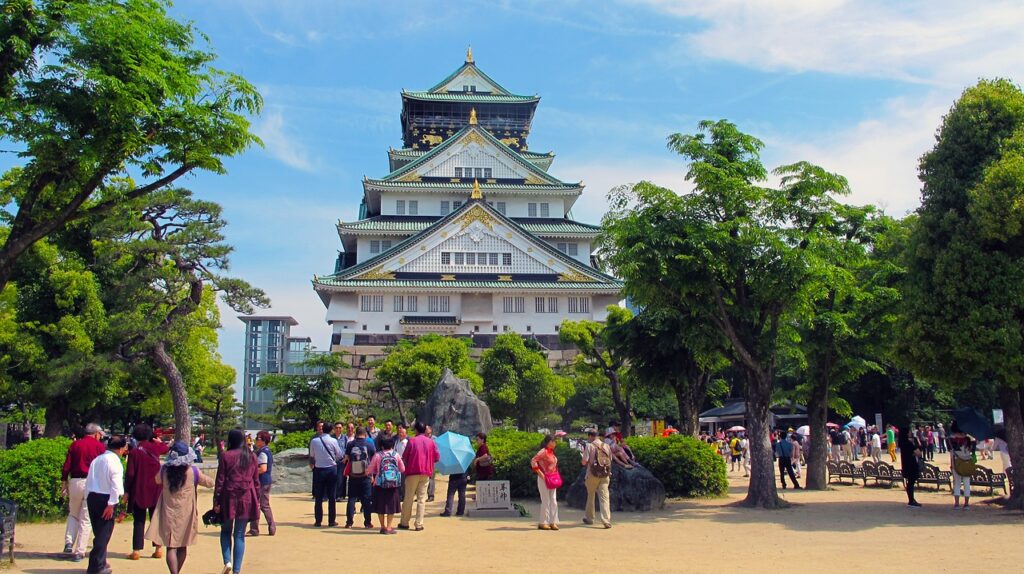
{"left": 458, "top": 205, "right": 495, "bottom": 231}
{"left": 471, "top": 179, "right": 483, "bottom": 199}
{"left": 497, "top": 275, "right": 512, "bottom": 282}
{"left": 464, "top": 131, "right": 486, "bottom": 146}
{"left": 358, "top": 266, "right": 396, "bottom": 281}
{"left": 524, "top": 174, "right": 546, "bottom": 185}
{"left": 558, "top": 270, "right": 595, "bottom": 283}
{"left": 398, "top": 173, "right": 422, "bottom": 182}
{"left": 499, "top": 137, "right": 519, "bottom": 148}
{"left": 441, "top": 274, "right": 456, "bottom": 281}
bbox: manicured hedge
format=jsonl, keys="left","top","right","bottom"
{"left": 485, "top": 428, "right": 581, "bottom": 499}
{"left": 0, "top": 437, "right": 72, "bottom": 518}
{"left": 625, "top": 434, "right": 728, "bottom": 497}
{"left": 268, "top": 430, "right": 314, "bottom": 454}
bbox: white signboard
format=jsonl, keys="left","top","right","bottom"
{"left": 875, "top": 413, "right": 883, "bottom": 431}
{"left": 475, "top": 480, "right": 513, "bottom": 510}
{"left": 993, "top": 409, "right": 1004, "bottom": 425}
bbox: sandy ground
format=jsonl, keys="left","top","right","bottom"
{"left": 7, "top": 456, "right": 1021, "bottom": 574}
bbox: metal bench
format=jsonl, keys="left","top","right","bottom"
{"left": 829, "top": 461, "right": 864, "bottom": 485}
{"left": 969, "top": 465, "right": 1008, "bottom": 496}
{"left": 874, "top": 462, "right": 903, "bottom": 488}
{"left": 917, "top": 463, "right": 952, "bottom": 491}
{"left": 0, "top": 498, "right": 15, "bottom": 564}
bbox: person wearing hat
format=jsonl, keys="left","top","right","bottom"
{"left": 146, "top": 441, "right": 214, "bottom": 574}
{"left": 580, "top": 429, "right": 613, "bottom": 528}
{"left": 62, "top": 423, "right": 107, "bottom": 562}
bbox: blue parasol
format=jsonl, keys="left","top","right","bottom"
{"left": 433, "top": 432, "right": 476, "bottom": 475}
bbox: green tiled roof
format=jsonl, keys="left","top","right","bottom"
{"left": 403, "top": 91, "right": 538, "bottom": 103}
{"left": 382, "top": 124, "right": 569, "bottom": 186}
{"left": 390, "top": 147, "right": 553, "bottom": 160}
{"left": 426, "top": 61, "right": 517, "bottom": 96}
{"left": 337, "top": 216, "right": 600, "bottom": 236}
{"left": 315, "top": 278, "right": 621, "bottom": 290}
{"left": 365, "top": 179, "right": 581, "bottom": 192}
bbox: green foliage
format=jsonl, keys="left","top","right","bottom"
{"left": 0, "top": 437, "right": 72, "bottom": 517}
{"left": 375, "top": 334, "right": 482, "bottom": 403}
{"left": 625, "top": 435, "right": 728, "bottom": 498}
{"left": 560, "top": 306, "right": 634, "bottom": 434}
{"left": 268, "top": 430, "right": 315, "bottom": 454}
{"left": 900, "top": 79, "right": 1024, "bottom": 391}
{"left": 0, "top": 0, "right": 262, "bottom": 290}
{"left": 480, "top": 333, "right": 573, "bottom": 430}
{"left": 258, "top": 352, "right": 350, "bottom": 431}
{"left": 485, "top": 428, "right": 581, "bottom": 499}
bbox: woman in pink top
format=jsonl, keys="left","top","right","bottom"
{"left": 530, "top": 435, "right": 559, "bottom": 530}
{"left": 367, "top": 436, "right": 406, "bottom": 534}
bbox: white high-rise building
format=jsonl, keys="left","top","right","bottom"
{"left": 313, "top": 51, "right": 622, "bottom": 355}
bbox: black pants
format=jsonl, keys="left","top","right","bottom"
{"left": 312, "top": 466, "right": 338, "bottom": 525}
{"left": 346, "top": 477, "right": 372, "bottom": 526}
{"left": 335, "top": 463, "right": 347, "bottom": 500}
{"left": 778, "top": 458, "right": 799, "bottom": 488}
{"left": 132, "top": 503, "right": 156, "bottom": 551}
{"left": 905, "top": 476, "right": 918, "bottom": 503}
{"left": 444, "top": 473, "right": 468, "bottom": 515}
{"left": 86, "top": 492, "right": 115, "bottom": 573}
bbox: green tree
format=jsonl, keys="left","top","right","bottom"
{"left": 608, "top": 306, "right": 728, "bottom": 436}
{"left": 602, "top": 120, "right": 852, "bottom": 508}
{"left": 97, "top": 189, "right": 266, "bottom": 444}
{"left": 559, "top": 306, "right": 634, "bottom": 436}
{"left": 899, "top": 79, "right": 1024, "bottom": 507}
{"left": 373, "top": 334, "right": 482, "bottom": 424}
{"left": 480, "top": 333, "right": 573, "bottom": 430}
{"left": 257, "top": 352, "right": 350, "bottom": 431}
{"left": 0, "top": 0, "right": 261, "bottom": 291}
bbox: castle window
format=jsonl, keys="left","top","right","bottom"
{"left": 441, "top": 201, "right": 450, "bottom": 216}
{"left": 528, "top": 203, "right": 537, "bottom": 217}
{"left": 409, "top": 200, "right": 418, "bottom": 215}
{"left": 454, "top": 168, "right": 463, "bottom": 178}
{"left": 503, "top": 253, "right": 512, "bottom": 266}
{"left": 396, "top": 200, "right": 406, "bottom": 215}
{"left": 441, "top": 252, "right": 451, "bottom": 265}
{"left": 540, "top": 203, "right": 550, "bottom": 217}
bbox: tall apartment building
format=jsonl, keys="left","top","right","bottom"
{"left": 239, "top": 315, "right": 312, "bottom": 429}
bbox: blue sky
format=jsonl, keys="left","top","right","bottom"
{"left": 25, "top": 1, "right": 1024, "bottom": 390}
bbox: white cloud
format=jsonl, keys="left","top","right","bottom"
{"left": 638, "top": 0, "right": 1024, "bottom": 86}
{"left": 252, "top": 109, "right": 319, "bottom": 172}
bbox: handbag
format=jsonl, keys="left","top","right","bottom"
{"left": 543, "top": 470, "right": 563, "bottom": 490}
{"left": 953, "top": 456, "right": 976, "bottom": 477}
{"left": 201, "top": 508, "right": 222, "bottom": 526}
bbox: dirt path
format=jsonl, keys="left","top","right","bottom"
{"left": 9, "top": 457, "right": 1021, "bottom": 574}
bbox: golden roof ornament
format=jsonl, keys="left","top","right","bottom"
{"left": 466, "top": 46, "right": 474, "bottom": 63}
{"left": 469, "top": 107, "right": 478, "bottom": 125}
{"left": 471, "top": 179, "right": 483, "bottom": 199}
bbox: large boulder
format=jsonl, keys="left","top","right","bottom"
{"left": 417, "top": 368, "right": 493, "bottom": 436}
{"left": 566, "top": 463, "right": 666, "bottom": 512}
{"left": 271, "top": 448, "right": 312, "bottom": 494}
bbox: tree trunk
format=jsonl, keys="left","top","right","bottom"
{"left": 44, "top": 397, "right": 68, "bottom": 438}
{"left": 607, "top": 369, "right": 632, "bottom": 437}
{"left": 740, "top": 368, "right": 784, "bottom": 508}
{"left": 150, "top": 340, "right": 192, "bottom": 445}
{"left": 386, "top": 381, "right": 407, "bottom": 426}
{"left": 805, "top": 376, "right": 830, "bottom": 490}
{"left": 674, "top": 368, "right": 709, "bottom": 436}
{"left": 20, "top": 403, "right": 32, "bottom": 441}
{"left": 998, "top": 383, "right": 1024, "bottom": 510}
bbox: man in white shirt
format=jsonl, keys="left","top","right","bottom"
{"left": 85, "top": 435, "right": 128, "bottom": 574}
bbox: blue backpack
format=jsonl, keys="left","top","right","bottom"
{"left": 375, "top": 452, "right": 401, "bottom": 488}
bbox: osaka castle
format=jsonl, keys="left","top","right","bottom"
{"left": 313, "top": 50, "right": 623, "bottom": 354}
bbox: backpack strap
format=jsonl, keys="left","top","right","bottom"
{"left": 192, "top": 465, "right": 200, "bottom": 485}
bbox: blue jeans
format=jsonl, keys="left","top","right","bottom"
{"left": 346, "top": 476, "right": 372, "bottom": 526}
{"left": 220, "top": 519, "right": 246, "bottom": 571}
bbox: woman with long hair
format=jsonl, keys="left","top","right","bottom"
{"left": 530, "top": 434, "right": 560, "bottom": 530}
{"left": 126, "top": 423, "right": 169, "bottom": 560}
{"left": 214, "top": 429, "right": 260, "bottom": 574}
{"left": 146, "top": 441, "right": 214, "bottom": 573}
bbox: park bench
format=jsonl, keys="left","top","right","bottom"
{"left": 916, "top": 463, "right": 952, "bottom": 491}
{"left": 0, "top": 498, "right": 15, "bottom": 564}
{"left": 970, "top": 465, "right": 1008, "bottom": 496}
{"left": 873, "top": 462, "right": 903, "bottom": 488}
{"left": 828, "top": 461, "right": 864, "bottom": 485}
{"left": 861, "top": 460, "right": 877, "bottom": 484}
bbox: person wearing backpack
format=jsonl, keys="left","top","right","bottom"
{"left": 367, "top": 435, "right": 405, "bottom": 534}
{"left": 343, "top": 426, "right": 376, "bottom": 528}
{"left": 581, "top": 428, "right": 613, "bottom": 528}
{"left": 146, "top": 441, "right": 214, "bottom": 574}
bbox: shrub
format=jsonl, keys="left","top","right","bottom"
{"left": 625, "top": 434, "right": 728, "bottom": 497}
{"left": 269, "top": 430, "right": 315, "bottom": 454}
{"left": 0, "top": 437, "right": 72, "bottom": 518}
{"left": 485, "top": 428, "right": 581, "bottom": 499}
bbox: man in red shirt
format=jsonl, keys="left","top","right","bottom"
{"left": 62, "top": 423, "right": 107, "bottom": 561}
{"left": 398, "top": 421, "right": 440, "bottom": 531}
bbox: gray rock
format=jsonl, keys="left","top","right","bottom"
{"left": 270, "top": 448, "right": 313, "bottom": 494}
{"left": 417, "top": 368, "right": 493, "bottom": 437}
{"left": 566, "top": 464, "right": 666, "bottom": 512}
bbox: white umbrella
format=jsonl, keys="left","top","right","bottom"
{"left": 796, "top": 425, "right": 810, "bottom": 436}
{"left": 727, "top": 425, "right": 746, "bottom": 432}
{"left": 848, "top": 416, "right": 867, "bottom": 429}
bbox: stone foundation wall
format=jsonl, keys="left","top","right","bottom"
{"left": 330, "top": 343, "right": 580, "bottom": 398}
